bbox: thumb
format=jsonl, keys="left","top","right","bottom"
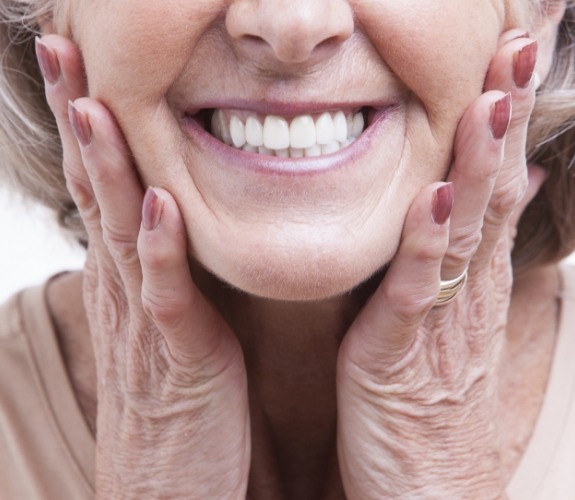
{"left": 341, "top": 183, "right": 452, "bottom": 373}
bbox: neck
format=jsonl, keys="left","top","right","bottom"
{"left": 193, "top": 265, "right": 377, "bottom": 499}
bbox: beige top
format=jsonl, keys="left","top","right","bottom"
{"left": 506, "top": 264, "right": 575, "bottom": 499}
{"left": 0, "top": 268, "right": 574, "bottom": 499}
{"left": 0, "top": 283, "right": 94, "bottom": 499}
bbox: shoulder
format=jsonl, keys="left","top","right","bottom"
{"left": 0, "top": 277, "right": 95, "bottom": 500}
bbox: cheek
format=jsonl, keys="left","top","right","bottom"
{"left": 356, "top": 1, "right": 504, "bottom": 122}
{"left": 74, "top": 0, "right": 224, "bottom": 107}
{"left": 72, "top": 0, "right": 229, "bottom": 176}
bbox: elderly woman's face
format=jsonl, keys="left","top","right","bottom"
{"left": 67, "top": 0, "right": 524, "bottom": 300}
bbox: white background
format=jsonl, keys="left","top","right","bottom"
{"left": 0, "top": 186, "right": 85, "bottom": 304}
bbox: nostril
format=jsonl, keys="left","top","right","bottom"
{"left": 316, "top": 36, "right": 343, "bottom": 51}
{"left": 243, "top": 34, "right": 265, "bottom": 45}
{"left": 225, "top": 0, "right": 354, "bottom": 65}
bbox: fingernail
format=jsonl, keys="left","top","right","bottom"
{"left": 68, "top": 101, "right": 92, "bottom": 146}
{"left": 35, "top": 37, "right": 61, "bottom": 85}
{"left": 142, "top": 187, "right": 164, "bottom": 231}
{"left": 489, "top": 93, "right": 512, "bottom": 140}
{"left": 432, "top": 183, "right": 454, "bottom": 225}
{"left": 513, "top": 40, "right": 538, "bottom": 88}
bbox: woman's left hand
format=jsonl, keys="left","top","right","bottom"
{"left": 336, "top": 32, "right": 544, "bottom": 499}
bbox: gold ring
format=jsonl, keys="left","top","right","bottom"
{"left": 435, "top": 268, "right": 468, "bottom": 306}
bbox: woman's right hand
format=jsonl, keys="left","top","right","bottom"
{"left": 36, "top": 35, "right": 250, "bottom": 499}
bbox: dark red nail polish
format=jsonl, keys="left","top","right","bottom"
{"left": 142, "top": 187, "right": 163, "bottom": 231}
{"left": 35, "top": 37, "right": 61, "bottom": 85}
{"left": 432, "top": 183, "right": 454, "bottom": 225}
{"left": 489, "top": 93, "right": 512, "bottom": 141}
{"left": 68, "top": 101, "right": 92, "bottom": 146}
{"left": 513, "top": 40, "right": 538, "bottom": 88}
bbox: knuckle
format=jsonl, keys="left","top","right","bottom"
{"left": 81, "top": 199, "right": 101, "bottom": 224}
{"left": 490, "top": 177, "right": 527, "bottom": 218}
{"left": 447, "top": 225, "right": 483, "bottom": 262}
{"left": 141, "top": 288, "right": 187, "bottom": 328}
{"left": 442, "top": 251, "right": 473, "bottom": 274}
{"left": 88, "top": 164, "right": 115, "bottom": 190}
{"left": 70, "top": 192, "right": 102, "bottom": 234}
{"left": 403, "top": 234, "right": 447, "bottom": 266}
{"left": 382, "top": 280, "right": 437, "bottom": 319}
{"left": 391, "top": 297, "right": 435, "bottom": 323}
{"left": 413, "top": 242, "right": 445, "bottom": 263}
{"left": 102, "top": 223, "right": 139, "bottom": 266}
{"left": 139, "top": 238, "right": 176, "bottom": 270}
{"left": 64, "top": 168, "right": 90, "bottom": 198}
{"left": 62, "top": 159, "right": 85, "bottom": 185}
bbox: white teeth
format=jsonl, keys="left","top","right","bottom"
{"left": 289, "top": 115, "right": 316, "bottom": 149}
{"left": 230, "top": 115, "right": 246, "bottom": 148}
{"left": 351, "top": 113, "right": 364, "bottom": 138}
{"left": 263, "top": 115, "right": 290, "bottom": 150}
{"left": 321, "top": 140, "right": 340, "bottom": 155}
{"left": 258, "top": 145, "right": 274, "bottom": 156}
{"left": 211, "top": 110, "right": 233, "bottom": 145}
{"left": 245, "top": 116, "right": 264, "bottom": 147}
{"left": 242, "top": 144, "right": 258, "bottom": 153}
{"left": 305, "top": 144, "right": 322, "bottom": 157}
{"left": 333, "top": 111, "right": 347, "bottom": 142}
{"left": 315, "top": 112, "right": 335, "bottom": 145}
{"left": 209, "top": 109, "right": 366, "bottom": 157}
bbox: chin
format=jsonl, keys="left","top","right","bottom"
{"left": 195, "top": 235, "right": 398, "bottom": 302}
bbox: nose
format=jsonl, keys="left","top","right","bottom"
{"left": 226, "top": 0, "right": 354, "bottom": 65}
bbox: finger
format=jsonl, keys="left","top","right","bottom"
{"left": 478, "top": 38, "right": 538, "bottom": 264}
{"left": 35, "top": 36, "right": 90, "bottom": 202}
{"left": 440, "top": 91, "right": 510, "bottom": 280}
{"left": 342, "top": 183, "right": 452, "bottom": 372}
{"left": 497, "top": 29, "right": 529, "bottom": 49}
{"left": 36, "top": 36, "right": 112, "bottom": 344}
{"left": 68, "top": 98, "right": 144, "bottom": 297}
{"left": 484, "top": 37, "right": 538, "bottom": 182}
{"left": 138, "top": 188, "right": 239, "bottom": 372}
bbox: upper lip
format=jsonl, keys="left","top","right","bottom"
{"left": 169, "top": 44, "right": 404, "bottom": 118}
{"left": 172, "top": 79, "right": 403, "bottom": 118}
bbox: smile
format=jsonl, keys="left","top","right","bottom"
{"left": 208, "top": 109, "right": 367, "bottom": 158}
{"left": 187, "top": 108, "right": 368, "bottom": 158}
{"left": 182, "top": 102, "right": 397, "bottom": 174}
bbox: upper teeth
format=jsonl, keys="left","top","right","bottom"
{"left": 210, "top": 110, "right": 365, "bottom": 158}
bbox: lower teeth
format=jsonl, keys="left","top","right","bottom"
{"left": 240, "top": 139, "right": 355, "bottom": 158}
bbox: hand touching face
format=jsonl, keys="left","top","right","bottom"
{"left": 52, "top": 0, "right": 544, "bottom": 300}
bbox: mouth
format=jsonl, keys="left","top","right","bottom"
{"left": 188, "top": 107, "right": 371, "bottom": 159}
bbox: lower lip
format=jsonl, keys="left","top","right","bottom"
{"left": 181, "top": 107, "right": 397, "bottom": 176}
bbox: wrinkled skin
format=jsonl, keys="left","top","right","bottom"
{"left": 37, "top": 0, "right": 566, "bottom": 497}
